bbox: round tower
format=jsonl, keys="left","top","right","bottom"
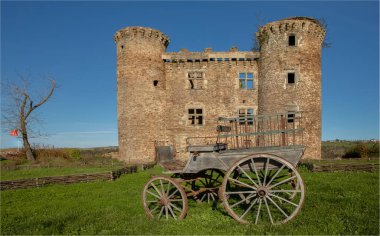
{"left": 257, "top": 17, "right": 326, "bottom": 159}
{"left": 114, "top": 26, "right": 169, "bottom": 164}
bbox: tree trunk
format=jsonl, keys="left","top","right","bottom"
{"left": 21, "top": 126, "right": 35, "bottom": 161}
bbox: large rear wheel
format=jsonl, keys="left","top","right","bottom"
{"left": 220, "top": 154, "right": 305, "bottom": 224}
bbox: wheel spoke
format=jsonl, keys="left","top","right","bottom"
{"left": 166, "top": 181, "right": 171, "bottom": 195}
{"left": 268, "top": 193, "right": 299, "bottom": 207}
{"left": 263, "top": 157, "right": 270, "bottom": 185}
{"left": 169, "top": 199, "right": 184, "bottom": 202}
{"left": 169, "top": 202, "right": 182, "bottom": 212}
{"left": 150, "top": 204, "right": 159, "bottom": 214}
{"left": 267, "top": 195, "right": 289, "bottom": 218}
{"left": 228, "top": 177, "right": 256, "bottom": 190}
{"left": 210, "top": 193, "right": 215, "bottom": 201}
{"left": 168, "top": 189, "right": 179, "bottom": 199}
{"left": 165, "top": 206, "right": 169, "bottom": 220}
{"left": 160, "top": 179, "right": 165, "bottom": 195}
{"left": 237, "top": 165, "right": 259, "bottom": 188}
{"left": 200, "top": 193, "right": 207, "bottom": 202}
{"left": 150, "top": 182, "right": 163, "bottom": 197}
{"left": 270, "top": 189, "right": 301, "bottom": 193}
{"left": 240, "top": 197, "right": 259, "bottom": 220}
{"left": 226, "top": 190, "right": 256, "bottom": 195}
{"left": 158, "top": 206, "right": 164, "bottom": 219}
{"left": 255, "top": 199, "right": 262, "bottom": 224}
{"left": 250, "top": 159, "right": 262, "bottom": 186}
{"left": 266, "top": 165, "right": 285, "bottom": 187}
{"left": 199, "top": 179, "right": 207, "bottom": 187}
{"left": 264, "top": 198, "right": 274, "bottom": 224}
{"left": 146, "top": 190, "right": 160, "bottom": 199}
{"left": 230, "top": 193, "right": 256, "bottom": 208}
{"left": 167, "top": 204, "right": 177, "bottom": 220}
{"left": 268, "top": 175, "right": 297, "bottom": 189}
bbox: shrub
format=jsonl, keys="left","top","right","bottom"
{"left": 65, "top": 148, "right": 81, "bottom": 160}
{"left": 342, "top": 143, "right": 369, "bottom": 159}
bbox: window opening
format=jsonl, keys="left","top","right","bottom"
{"left": 287, "top": 112, "right": 295, "bottom": 123}
{"left": 289, "top": 35, "right": 296, "bottom": 46}
{"left": 153, "top": 80, "right": 158, "bottom": 87}
{"left": 188, "top": 108, "right": 203, "bottom": 126}
{"left": 288, "top": 72, "right": 295, "bottom": 84}
{"left": 238, "top": 108, "right": 254, "bottom": 125}
{"left": 239, "top": 72, "right": 254, "bottom": 90}
{"left": 187, "top": 71, "right": 204, "bottom": 90}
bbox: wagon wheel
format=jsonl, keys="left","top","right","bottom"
{"left": 142, "top": 176, "right": 188, "bottom": 220}
{"left": 220, "top": 154, "right": 305, "bottom": 224}
{"left": 192, "top": 169, "right": 224, "bottom": 203}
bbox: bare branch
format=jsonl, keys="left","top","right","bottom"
{"left": 25, "top": 80, "right": 55, "bottom": 120}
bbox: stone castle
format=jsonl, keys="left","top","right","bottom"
{"left": 114, "top": 16, "right": 326, "bottom": 164}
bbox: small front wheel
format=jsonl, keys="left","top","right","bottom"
{"left": 142, "top": 176, "right": 188, "bottom": 220}
{"left": 220, "top": 154, "right": 305, "bottom": 224}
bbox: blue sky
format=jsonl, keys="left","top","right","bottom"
{"left": 1, "top": 1, "right": 379, "bottom": 148}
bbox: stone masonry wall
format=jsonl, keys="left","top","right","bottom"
{"left": 257, "top": 17, "right": 325, "bottom": 159}
{"left": 114, "top": 17, "right": 325, "bottom": 163}
{"left": 163, "top": 50, "right": 259, "bottom": 159}
{"left": 114, "top": 27, "right": 169, "bottom": 164}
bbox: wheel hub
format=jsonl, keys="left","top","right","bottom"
{"left": 256, "top": 186, "right": 268, "bottom": 198}
{"left": 158, "top": 196, "right": 169, "bottom": 206}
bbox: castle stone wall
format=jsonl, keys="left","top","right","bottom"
{"left": 114, "top": 17, "right": 325, "bottom": 163}
{"left": 163, "top": 51, "right": 259, "bottom": 159}
{"left": 114, "top": 27, "right": 169, "bottom": 163}
{"left": 257, "top": 18, "right": 325, "bottom": 159}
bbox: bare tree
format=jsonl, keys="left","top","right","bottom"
{"left": 1, "top": 74, "right": 56, "bottom": 161}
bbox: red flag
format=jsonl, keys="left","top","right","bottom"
{"left": 10, "top": 129, "right": 18, "bottom": 137}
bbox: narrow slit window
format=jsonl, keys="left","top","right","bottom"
{"left": 289, "top": 35, "right": 296, "bottom": 46}
{"left": 288, "top": 73, "right": 295, "bottom": 84}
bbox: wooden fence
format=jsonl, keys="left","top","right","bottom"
{"left": 0, "top": 165, "right": 141, "bottom": 191}
{"left": 301, "top": 162, "right": 379, "bottom": 172}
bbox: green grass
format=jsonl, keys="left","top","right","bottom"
{"left": 1, "top": 166, "right": 379, "bottom": 235}
{"left": 0, "top": 166, "right": 125, "bottom": 181}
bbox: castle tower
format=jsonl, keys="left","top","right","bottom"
{"left": 257, "top": 17, "right": 326, "bottom": 159}
{"left": 114, "top": 27, "right": 169, "bottom": 163}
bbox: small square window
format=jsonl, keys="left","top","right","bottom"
{"left": 238, "top": 108, "right": 254, "bottom": 125}
{"left": 187, "top": 71, "right": 204, "bottom": 90}
{"left": 289, "top": 35, "right": 296, "bottom": 46}
{"left": 239, "top": 72, "right": 254, "bottom": 90}
{"left": 288, "top": 73, "right": 295, "bottom": 84}
{"left": 287, "top": 113, "right": 295, "bottom": 123}
{"left": 188, "top": 108, "right": 203, "bottom": 126}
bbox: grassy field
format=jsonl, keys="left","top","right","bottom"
{"left": 1, "top": 166, "right": 378, "bottom": 235}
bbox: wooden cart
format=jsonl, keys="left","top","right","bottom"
{"left": 143, "top": 112, "right": 305, "bottom": 224}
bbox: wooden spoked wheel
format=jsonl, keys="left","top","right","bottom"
{"left": 220, "top": 154, "right": 305, "bottom": 224}
{"left": 142, "top": 176, "right": 188, "bottom": 220}
{"left": 192, "top": 169, "right": 224, "bottom": 203}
